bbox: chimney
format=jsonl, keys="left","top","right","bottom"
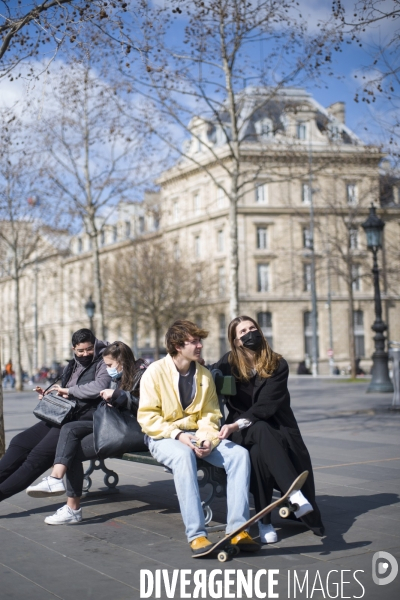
{"left": 327, "top": 101, "right": 345, "bottom": 124}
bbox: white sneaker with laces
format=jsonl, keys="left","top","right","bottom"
{"left": 289, "top": 490, "right": 314, "bottom": 518}
{"left": 44, "top": 504, "right": 82, "bottom": 525}
{"left": 26, "top": 476, "right": 65, "bottom": 498}
{"left": 258, "top": 522, "right": 278, "bottom": 544}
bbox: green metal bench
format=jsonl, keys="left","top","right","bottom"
{"left": 82, "top": 371, "right": 235, "bottom": 527}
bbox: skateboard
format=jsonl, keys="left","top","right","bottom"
{"left": 192, "top": 470, "right": 309, "bottom": 562}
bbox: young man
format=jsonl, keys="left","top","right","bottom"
{"left": 137, "top": 320, "right": 259, "bottom": 554}
{"left": 0, "top": 329, "right": 110, "bottom": 507}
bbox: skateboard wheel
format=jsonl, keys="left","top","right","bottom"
{"left": 232, "top": 546, "right": 240, "bottom": 556}
{"left": 218, "top": 551, "right": 229, "bottom": 563}
{"left": 279, "top": 506, "right": 290, "bottom": 518}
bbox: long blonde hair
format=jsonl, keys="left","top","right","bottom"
{"left": 228, "top": 315, "right": 282, "bottom": 381}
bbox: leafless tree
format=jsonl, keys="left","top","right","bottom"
{"left": 330, "top": 1, "right": 400, "bottom": 163}
{"left": 114, "top": 0, "right": 337, "bottom": 319}
{"left": 0, "top": 106, "right": 53, "bottom": 390}
{"left": 0, "top": 363, "right": 4, "bottom": 457}
{"left": 37, "top": 57, "right": 151, "bottom": 339}
{"left": 103, "top": 239, "right": 215, "bottom": 360}
{"left": 0, "top": 1, "right": 132, "bottom": 79}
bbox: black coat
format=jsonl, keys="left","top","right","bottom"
{"left": 210, "top": 353, "right": 324, "bottom": 535}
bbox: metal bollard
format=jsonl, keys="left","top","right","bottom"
{"left": 388, "top": 342, "right": 400, "bottom": 409}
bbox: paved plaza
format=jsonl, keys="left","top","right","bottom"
{"left": 0, "top": 378, "right": 399, "bottom": 600}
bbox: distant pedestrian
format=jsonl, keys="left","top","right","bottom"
{"left": 3, "top": 359, "right": 15, "bottom": 389}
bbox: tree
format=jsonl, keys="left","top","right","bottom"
{"left": 115, "top": 0, "right": 337, "bottom": 319}
{"left": 0, "top": 106, "right": 52, "bottom": 390}
{"left": 0, "top": 1, "right": 130, "bottom": 78}
{"left": 330, "top": 1, "right": 400, "bottom": 163}
{"left": 37, "top": 58, "right": 151, "bottom": 339}
{"left": 0, "top": 363, "right": 4, "bottom": 457}
{"left": 103, "top": 239, "right": 214, "bottom": 360}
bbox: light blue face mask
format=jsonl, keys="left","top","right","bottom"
{"left": 106, "top": 366, "right": 119, "bottom": 378}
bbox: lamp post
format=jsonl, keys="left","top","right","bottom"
{"left": 84, "top": 296, "right": 96, "bottom": 334}
{"left": 361, "top": 205, "right": 393, "bottom": 393}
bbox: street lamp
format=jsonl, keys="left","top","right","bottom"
{"left": 84, "top": 296, "right": 96, "bottom": 334}
{"left": 361, "top": 205, "right": 393, "bottom": 393}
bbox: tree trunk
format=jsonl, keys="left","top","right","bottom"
{"left": 220, "top": 16, "right": 240, "bottom": 319}
{"left": 346, "top": 278, "right": 357, "bottom": 379}
{"left": 0, "top": 364, "right": 5, "bottom": 458}
{"left": 228, "top": 193, "right": 239, "bottom": 319}
{"left": 154, "top": 323, "right": 160, "bottom": 361}
{"left": 92, "top": 234, "right": 105, "bottom": 339}
{"left": 13, "top": 266, "right": 23, "bottom": 391}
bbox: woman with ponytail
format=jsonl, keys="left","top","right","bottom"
{"left": 27, "top": 341, "right": 148, "bottom": 525}
{"left": 210, "top": 316, "right": 324, "bottom": 544}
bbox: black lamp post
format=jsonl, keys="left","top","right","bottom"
{"left": 84, "top": 296, "right": 96, "bottom": 334}
{"left": 361, "top": 205, "right": 393, "bottom": 393}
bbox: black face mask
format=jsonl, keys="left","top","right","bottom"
{"left": 240, "top": 330, "right": 263, "bottom": 352}
{"left": 75, "top": 354, "right": 93, "bottom": 367}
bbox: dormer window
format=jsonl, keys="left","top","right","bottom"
{"left": 255, "top": 118, "right": 273, "bottom": 139}
{"left": 215, "top": 125, "right": 231, "bottom": 145}
{"left": 297, "top": 122, "right": 307, "bottom": 140}
{"left": 329, "top": 124, "right": 341, "bottom": 140}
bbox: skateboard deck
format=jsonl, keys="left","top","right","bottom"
{"left": 192, "top": 470, "right": 309, "bottom": 561}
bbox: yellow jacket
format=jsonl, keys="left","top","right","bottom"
{"left": 138, "top": 354, "right": 221, "bottom": 449}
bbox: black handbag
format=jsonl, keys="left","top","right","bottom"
{"left": 33, "top": 391, "right": 76, "bottom": 426}
{"left": 93, "top": 401, "right": 146, "bottom": 458}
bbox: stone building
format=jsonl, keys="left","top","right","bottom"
{"left": 1, "top": 88, "right": 399, "bottom": 375}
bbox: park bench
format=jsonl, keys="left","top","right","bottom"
{"left": 82, "top": 370, "right": 234, "bottom": 528}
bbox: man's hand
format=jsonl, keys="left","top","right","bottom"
{"left": 177, "top": 432, "right": 198, "bottom": 449}
{"left": 218, "top": 423, "right": 239, "bottom": 440}
{"left": 100, "top": 389, "right": 114, "bottom": 401}
{"left": 48, "top": 385, "right": 69, "bottom": 398}
{"left": 34, "top": 386, "right": 44, "bottom": 400}
{"left": 197, "top": 357, "right": 205, "bottom": 366}
{"left": 193, "top": 439, "right": 212, "bottom": 459}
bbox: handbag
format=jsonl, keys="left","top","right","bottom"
{"left": 33, "top": 391, "right": 76, "bottom": 426}
{"left": 93, "top": 401, "right": 147, "bottom": 458}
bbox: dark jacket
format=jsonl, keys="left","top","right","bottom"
{"left": 209, "top": 353, "right": 324, "bottom": 535}
{"left": 110, "top": 359, "right": 147, "bottom": 416}
{"left": 61, "top": 339, "right": 111, "bottom": 414}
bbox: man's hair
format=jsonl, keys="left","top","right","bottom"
{"left": 71, "top": 329, "right": 96, "bottom": 347}
{"left": 165, "top": 320, "right": 208, "bottom": 357}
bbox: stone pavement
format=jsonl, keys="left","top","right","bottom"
{"left": 0, "top": 379, "right": 399, "bottom": 600}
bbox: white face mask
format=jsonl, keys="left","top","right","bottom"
{"left": 106, "top": 366, "right": 119, "bottom": 378}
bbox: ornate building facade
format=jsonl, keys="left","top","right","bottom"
{"left": 1, "top": 89, "right": 399, "bottom": 375}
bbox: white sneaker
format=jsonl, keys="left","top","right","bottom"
{"left": 26, "top": 476, "right": 65, "bottom": 498}
{"left": 44, "top": 504, "right": 82, "bottom": 525}
{"left": 258, "top": 522, "right": 278, "bottom": 544}
{"left": 289, "top": 490, "right": 314, "bottom": 518}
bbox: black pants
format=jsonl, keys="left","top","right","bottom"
{"left": 54, "top": 419, "right": 147, "bottom": 498}
{"left": 232, "top": 421, "right": 299, "bottom": 524}
{"left": 0, "top": 410, "right": 95, "bottom": 502}
{"left": 232, "top": 420, "right": 324, "bottom": 534}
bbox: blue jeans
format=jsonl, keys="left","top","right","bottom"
{"left": 147, "top": 436, "right": 251, "bottom": 542}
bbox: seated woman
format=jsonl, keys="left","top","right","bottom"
{"left": 209, "top": 316, "right": 324, "bottom": 544}
{"left": 26, "top": 341, "right": 147, "bottom": 525}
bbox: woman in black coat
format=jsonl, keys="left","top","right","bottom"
{"left": 211, "top": 315, "right": 324, "bottom": 544}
